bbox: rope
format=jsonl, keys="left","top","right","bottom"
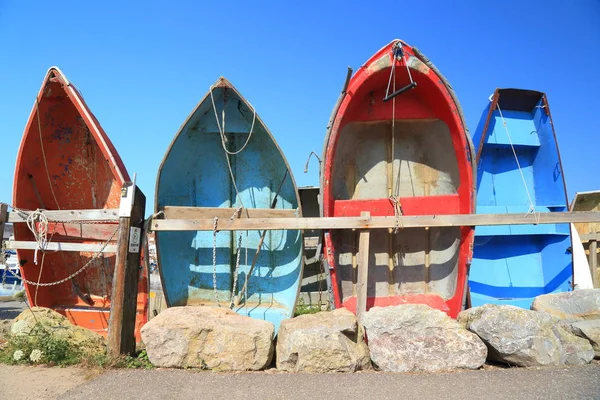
{"left": 208, "top": 87, "right": 248, "bottom": 213}
{"left": 209, "top": 87, "right": 256, "bottom": 156}
{"left": 495, "top": 103, "right": 539, "bottom": 222}
{"left": 25, "top": 209, "right": 49, "bottom": 265}
{"left": 389, "top": 196, "right": 403, "bottom": 234}
{"left": 230, "top": 232, "right": 242, "bottom": 309}
{"left": 229, "top": 206, "right": 243, "bottom": 309}
{"left": 35, "top": 99, "right": 61, "bottom": 210}
{"left": 3, "top": 226, "right": 119, "bottom": 287}
{"left": 386, "top": 42, "right": 404, "bottom": 235}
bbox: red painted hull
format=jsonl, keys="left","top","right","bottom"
{"left": 12, "top": 67, "right": 148, "bottom": 340}
{"left": 322, "top": 40, "right": 476, "bottom": 318}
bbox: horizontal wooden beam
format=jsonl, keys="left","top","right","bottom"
{"left": 581, "top": 233, "right": 600, "bottom": 242}
{"left": 163, "top": 206, "right": 298, "bottom": 219}
{"left": 8, "top": 208, "right": 120, "bottom": 223}
{"left": 151, "top": 211, "right": 600, "bottom": 232}
{"left": 5, "top": 240, "right": 117, "bottom": 253}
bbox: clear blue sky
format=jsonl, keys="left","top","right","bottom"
{"left": 1, "top": 1, "right": 598, "bottom": 215}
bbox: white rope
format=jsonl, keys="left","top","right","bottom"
{"left": 208, "top": 86, "right": 248, "bottom": 213}
{"left": 25, "top": 209, "right": 49, "bottom": 265}
{"left": 210, "top": 87, "right": 256, "bottom": 156}
{"left": 495, "top": 103, "right": 540, "bottom": 223}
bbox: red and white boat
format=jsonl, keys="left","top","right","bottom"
{"left": 321, "top": 40, "right": 476, "bottom": 318}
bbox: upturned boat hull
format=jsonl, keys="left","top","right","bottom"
{"left": 322, "top": 40, "right": 476, "bottom": 318}
{"left": 469, "top": 88, "right": 573, "bottom": 308}
{"left": 13, "top": 67, "right": 148, "bottom": 339}
{"left": 155, "top": 77, "right": 303, "bottom": 332}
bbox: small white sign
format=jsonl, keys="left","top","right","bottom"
{"left": 129, "top": 227, "right": 141, "bottom": 253}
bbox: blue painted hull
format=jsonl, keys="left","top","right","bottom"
{"left": 155, "top": 77, "right": 303, "bottom": 332}
{"left": 469, "top": 89, "right": 573, "bottom": 309}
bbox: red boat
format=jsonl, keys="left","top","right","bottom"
{"left": 12, "top": 67, "right": 148, "bottom": 339}
{"left": 322, "top": 40, "right": 476, "bottom": 318}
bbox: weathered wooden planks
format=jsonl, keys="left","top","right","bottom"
{"left": 356, "top": 212, "right": 370, "bottom": 322}
{"left": 107, "top": 186, "right": 146, "bottom": 356}
{"left": 8, "top": 208, "right": 119, "bottom": 223}
{"left": 163, "top": 206, "right": 298, "bottom": 220}
{"left": 152, "top": 211, "right": 600, "bottom": 232}
{"left": 6, "top": 241, "right": 117, "bottom": 253}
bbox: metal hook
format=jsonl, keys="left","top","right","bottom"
{"left": 304, "top": 151, "right": 322, "bottom": 173}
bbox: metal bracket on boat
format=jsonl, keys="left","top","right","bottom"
{"left": 119, "top": 173, "right": 137, "bottom": 218}
{"left": 383, "top": 42, "right": 417, "bottom": 102}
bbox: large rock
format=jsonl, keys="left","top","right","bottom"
{"left": 532, "top": 290, "right": 600, "bottom": 320}
{"left": 276, "top": 309, "right": 370, "bottom": 372}
{"left": 362, "top": 305, "right": 487, "bottom": 372}
{"left": 459, "top": 304, "right": 594, "bottom": 367}
{"left": 141, "top": 306, "right": 274, "bottom": 371}
{"left": 10, "top": 307, "right": 106, "bottom": 356}
{"left": 566, "top": 320, "right": 600, "bottom": 358}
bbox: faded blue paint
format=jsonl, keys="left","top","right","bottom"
{"left": 469, "top": 89, "right": 572, "bottom": 309}
{"left": 155, "top": 78, "right": 302, "bottom": 333}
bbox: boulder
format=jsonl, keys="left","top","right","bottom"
{"left": 565, "top": 320, "right": 600, "bottom": 358}
{"left": 459, "top": 304, "right": 594, "bottom": 367}
{"left": 0, "top": 319, "right": 12, "bottom": 340}
{"left": 276, "top": 309, "right": 370, "bottom": 372}
{"left": 532, "top": 289, "right": 600, "bottom": 321}
{"left": 141, "top": 306, "right": 274, "bottom": 371}
{"left": 10, "top": 307, "right": 106, "bottom": 356}
{"left": 362, "top": 305, "right": 487, "bottom": 372}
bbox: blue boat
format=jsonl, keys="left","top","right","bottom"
{"left": 155, "top": 77, "right": 303, "bottom": 332}
{"left": 469, "top": 88, "right": 573, "bottom": 309}
{"left": 1, "top": 251, "right": 24, "bottom": 297}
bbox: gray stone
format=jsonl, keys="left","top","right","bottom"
{"left": 459, "top": 304, "right": 594, "bottom": 367}
{"left": 276, "top": 309, "right": 370, "bottom": 372}
{"left": 141, "top": 306, "right": 274, "bottom": 371}
{"left": 362, "top": 305, "right": 487, "bottom": 372}
{"left": 566, "top": 320, "right": 600, "bottom": 358}
{"left": 532, "top": 289, "right": 600, "bottom": 321}
{"left": 0, "top": 319, "right": 12, "bottom": 340}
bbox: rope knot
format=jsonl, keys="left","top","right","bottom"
{"left": 389, "top": 196, "right": 403, "bottom": 234}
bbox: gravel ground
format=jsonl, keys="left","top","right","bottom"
{"left": 0, "top": 364, "right": 91, "bottom": 399}
{"left": 56, "top": 364, "right": 600, "bottom": 400}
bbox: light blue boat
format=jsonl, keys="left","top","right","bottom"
{"left": 155, "top": 77, "right": 303, "bottom": 332}
{"left": 469, "top": 88, "right": 573, "bottom": 309}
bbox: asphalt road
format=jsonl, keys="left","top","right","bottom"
{"left": 60, "top": 364, "right": 600, "bottom": 400}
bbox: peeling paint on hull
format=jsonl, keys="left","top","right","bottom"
{"left": 13, "top": 67, "right": 149, "bottom": 340}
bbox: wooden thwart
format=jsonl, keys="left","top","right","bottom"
{"left": 163, "top": 206, "right": 298, "bottom": 220}
{"left": 152, "top": 211, "right": 600, "bottom": 231}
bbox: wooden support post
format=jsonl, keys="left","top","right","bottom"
{"left": 356, "top": 212, "right": 370, "bottom": 323}
{"left": 107, "top": 185, "right": 146, "bottom": 356}
{"left": 589, "top": 239, "right": 598, "bottom": 289}
{"left": 0, "top": 203, "right": 7, "bottom": 260}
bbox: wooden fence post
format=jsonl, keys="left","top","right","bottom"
{"left": 356, "top": 211, "right": 370, "bottom": 323}
{"left": 590, "top": 238, "right": 598, "bottom": 289}
{"left": 0, "top": 203, "right": 7, "bottom": 258}
{"left": 107, "top": 184, "right": 146, "bottom": 356}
